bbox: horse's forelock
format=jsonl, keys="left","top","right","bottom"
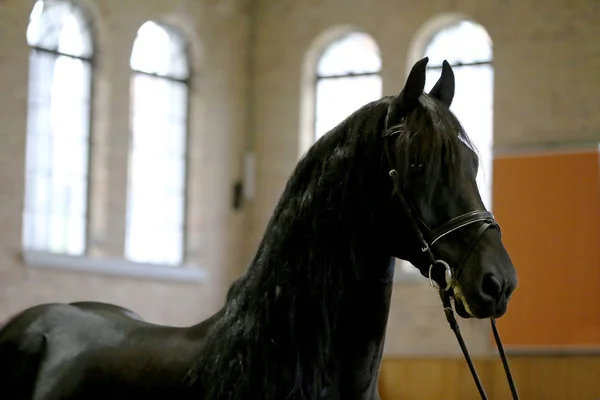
{"left": 393, "top": 93, "right": 477, "bottom": 197}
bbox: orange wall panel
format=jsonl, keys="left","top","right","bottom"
{"left": 492, "top": 148, "right": 600, "bottom": 348}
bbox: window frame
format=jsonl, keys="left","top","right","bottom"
{"left": 124, "top": 21, "right": 192, "bottom": 267}
{"left": 22, "top": 9, "right": 204, "bottom": 283}
{"left": 23, "top": 0, "right": 95, "bottom": 257}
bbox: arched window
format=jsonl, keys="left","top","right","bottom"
{"left": 23, "top": 0, "right": 94, "bottom": 255}
{"left": 423, "top": 20, "right": 494, "bottom": 210}
{"left": 314, "top": 32, "right": 382, "bottom": 141}
{"left": 126, "top": 21, "right": 190, "bottom": 265}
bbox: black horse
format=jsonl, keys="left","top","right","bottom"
{"left": 0, "top": 57, "right": 517, "bottom": 400}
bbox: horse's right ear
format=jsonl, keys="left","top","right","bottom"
{"left": 386, "top": 57, "right": 428, "bottom": 129}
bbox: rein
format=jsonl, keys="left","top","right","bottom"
{"left": 383, "top": 123, "right": 520, "bottom": 400}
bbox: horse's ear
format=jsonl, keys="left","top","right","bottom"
{"left": 428, "top": 60, "right": 455, "bottom": 107}
{"left": 399, "top": 57, "right": 428, "bottom": 111}
{"left": 387, "top": 57, "right": 428, "bottom": 128}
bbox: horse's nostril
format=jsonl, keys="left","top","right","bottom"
{"left": 481, "top": 273, "right": 502, "bottom": 301}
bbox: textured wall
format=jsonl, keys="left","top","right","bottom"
{"left": 0, "top": 0, "right": 249, "bottom": 326}
{"left": 248, "top": 0, "right": 600, "bottom": 355}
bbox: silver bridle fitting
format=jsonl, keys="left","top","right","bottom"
{"left": 428, "top": 259, "right": 453, "bottom": 291}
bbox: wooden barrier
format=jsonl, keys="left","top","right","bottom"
{"left": 378, "top": 355, "right": 600, "bottom": 400}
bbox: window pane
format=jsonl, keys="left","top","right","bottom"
{"left": 130, "top": 21, "right": 189, "bottom": 80}
{"left": 66, "top": 217, "right": 86, "bottom": 255}
{"left": 317, "top": 32, "right": 381, "bottom": 77}
{"left": 27, "top": 0, "right": 93, "bottom": 58}
{"left": 57, "top": 8, "right": 93, "bottom": 58}
{"left": 424, "top": 20, "right": 492, "bottom": 67}
{"left": 315, "top": 74, "right": 382, "bottom": 140}
{"left": 29, "top": 213, "right": 49, "bottom": 250}
{"left": 27, "top": 50, "right": 55, "bottom": 102}
{"left": 125, "top": 72, "right": 188, "bottom": 265}
{"left": 27, "top": 0, "right": 66, "bottom": 50}
{"left": 126, "top": 225, "right": 182, "bottom": 265}
{"left": 23, "top": 48, "right": 91, "bottom": 255}
{"left": 167, "top": 30, "right": 190, "bottom": 81}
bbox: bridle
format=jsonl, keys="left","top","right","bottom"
{"left": 383, "top": 122, "right": 520, "bottom": 400}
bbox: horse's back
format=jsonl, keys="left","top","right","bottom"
{"left": 0, "top": 302, "right": 147, "bottom": 400}
{"left": 0, "top": 303, "right": 225, "bottom": 399}
{"left": 69, "top": 301, "right": 144, "bottom": 321}
{"left": 0, "top": 302, "right": 144, "bottom": 350}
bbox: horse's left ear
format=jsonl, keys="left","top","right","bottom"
{"left": 398, "top": 57, "right": 428, "bottom": 112}
{"left": 385, "top": 57, "right": 428, "bottom": 130}
{"left": 428, "top": 60, "right": 455, "bottom": 107}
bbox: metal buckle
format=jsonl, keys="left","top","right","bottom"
{"left": 428, "top": 260, "right": 452, "bottom": 291}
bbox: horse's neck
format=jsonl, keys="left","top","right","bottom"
{"left": 189, "top": 145, "right": 396, "bottom": 397}
{"left": 335, "top": 255, "right": 395, "bottom": 398}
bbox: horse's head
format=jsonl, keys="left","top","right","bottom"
{"left": 384, "top": 57, "right": 517, "bottom": 319}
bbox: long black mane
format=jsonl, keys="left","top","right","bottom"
{"left": 191, "top": 92, "right": 475, "bottom": 398}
